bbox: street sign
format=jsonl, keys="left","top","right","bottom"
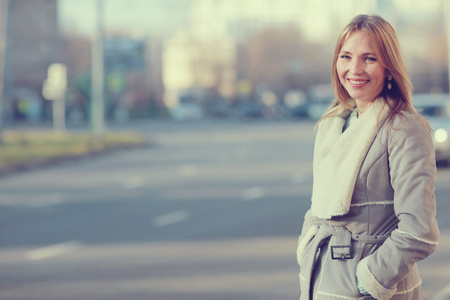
{"left": 42, "top": 63, "right": 67, "bottom": 131}
{"left": 42, "top": 63, "right": 67, "bottom": 101}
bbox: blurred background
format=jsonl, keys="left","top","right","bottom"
{"left": 0, "top": 0, "right": 447, "bottom": 125}
{"left": 0, "top": 1, "right": 450, "bottom": 300}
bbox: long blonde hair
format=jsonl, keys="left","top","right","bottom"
{"left": 320, "top": 14, "right": 426, "bottom": 129}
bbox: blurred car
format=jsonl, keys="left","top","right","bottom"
{"left": 283, "top": 89, "right": 309, "bottom": 118}
{"left": 168, "top": 91, "right": 206, "bottom": 121}
{"left": 208, "top": 99, "right": 232, "bottom": 118}
{"left": 413, "top": 93, "right": 450, "bottom": 165}
{"left": 306, "top": 84, "right": 334, "bottom": 120}
{"left": 229, "top": 100, "right": 262, "bottom": 120}
{"left": 170, "top": 102, "right": 205, "bottom": 121}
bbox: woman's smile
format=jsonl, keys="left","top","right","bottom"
{"left": 348, "top": 79, "right": 369, "bottom": 87}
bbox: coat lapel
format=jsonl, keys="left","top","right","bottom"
{"left": 311, "top": 99, "right": 390, "bottom": 219}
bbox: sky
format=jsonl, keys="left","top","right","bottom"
{"left": 58, "top": 0, "right": 191, "bottom": 37}
{"left": 57, "top": 0, "right": 445, "bottom": 44}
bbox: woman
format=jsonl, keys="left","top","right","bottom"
{"left": 297, "top": 14, "right": 439, "bottom": 300}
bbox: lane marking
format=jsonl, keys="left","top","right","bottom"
{"left": 26, "top": 241, "right": 81, "bottom": 261}
{"left": 123, "top": 176, "right": 145, "bottom": 189}
{"left": 179, "top": 164, "right": 197, "bottom": 176}
{"left": 241, "top": 187, "right": 265, "bottom": 201}
{"left": 433, "top": 283, "right": 450, "bottom": 300}
{"left": 31, "top": 193, "right": 65, "bottom": 208}
{"left": 290, "top": 170, "right": 311, "bottom": 184}
{"left": 153, "top": 210, "right": 189, "bottom": 227}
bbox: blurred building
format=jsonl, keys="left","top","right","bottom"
{"left": 4, "top": 0, "right": 60, "bottom": 122}
{"left": 162, "top": 0, "right": 447, "bottom": 113}
{"left": 103, "top": 36, "right": 165, "bottom": 119}
{"left": 162, "top": 30, "right": 235, "bottom": 110}
{"left": 61, "top": 34, "right": 165, "bottom": 123}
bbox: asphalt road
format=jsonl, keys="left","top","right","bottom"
{"left": 0, "top": 119, "right": 449, "bottom": 300}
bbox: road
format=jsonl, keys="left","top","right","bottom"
{"left": 0, "top": 119, "right": 449, "bottom": 300}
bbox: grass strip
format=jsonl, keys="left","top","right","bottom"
{"left": 0, "top": 130, "right": 148, "bottom": 170}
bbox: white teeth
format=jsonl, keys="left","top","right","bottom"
{"left": 350, "top": 80, "right": 367, "bottom": 85}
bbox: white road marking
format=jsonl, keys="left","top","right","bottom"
{"left": 153, "top": 210, "right": 189, "bottom": 227}
{"left": 179, "top": 164, "right": 198, "bottom": 176}
{"left": 433, "top": 283, "right": 450, "bottom": 300}
{"left": 123, "top": 176, "right": 145, "bottom": 189}
{"left": 241, "top": 187, "right": 265, "bottom": 201}
{"left": 290, "top": 170, "right": 311, "bottom": 184}
{"left": 26, "top": 241, "right": 81, "bottom": 261}
{"left": 31, "top": 193, "right": 65, "bottom": 208}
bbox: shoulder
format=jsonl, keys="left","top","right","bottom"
{"left": 385, "top": 109, "right": 434, "bottom": 153}
{"left": 388, "top": 109, "right": 432, "bottom": 138}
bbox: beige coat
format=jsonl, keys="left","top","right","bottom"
{"left": 297, "top": 99, "right": 440, "bottom": 300}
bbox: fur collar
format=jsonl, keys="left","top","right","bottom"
{"left": 310, "top": 98, "right": 390, "bottom": 219}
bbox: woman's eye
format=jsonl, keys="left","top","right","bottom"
{"left": 365, "top": 57, "right": 377, "bottom": 62}
{"left": 340, "top": 55, "right": 351, "bottom": 60}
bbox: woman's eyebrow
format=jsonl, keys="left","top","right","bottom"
{"left": 339, "top": 50, "right": 377, "bottom": 56}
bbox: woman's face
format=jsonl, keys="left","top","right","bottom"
{"left": 336, "top": 31, "right": 387, "bottom": 106}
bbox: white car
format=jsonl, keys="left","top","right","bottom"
{"left": 170, "top": 102, "right": 205, "bottom": 121}
{"left": 413, "top": 93, "right": 450, "bottom": 165}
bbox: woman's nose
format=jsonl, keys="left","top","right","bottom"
{"left": 350, "top": 59, "right": 363, "bottom": 74}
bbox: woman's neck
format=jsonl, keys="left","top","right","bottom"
{"left": 355, "top": 100, "right": 375, "bottom": 116}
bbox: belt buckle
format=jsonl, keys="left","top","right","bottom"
{"left": 331, "top": 245, "right": 353, "bottom": 260}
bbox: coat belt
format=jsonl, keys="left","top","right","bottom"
{"left": 315, "top": 223, "right": 389, "bottom": 260}
{"left": 298, "top": 223, "right": 391, "bottom": 299}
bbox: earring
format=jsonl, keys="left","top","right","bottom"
{"left": 387, "top": 74, "right": 392, "bottom": 90}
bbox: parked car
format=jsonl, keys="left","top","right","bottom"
{"left": 283, "top": 89, "right": 309, "bottom": 118}
{"left": 306, "top": 84, "right": 334, "bottom": 121}
{"left": 413, "top": 93, "right": 450, "bottom": 165}
{"left": 170, "top": 102, "right": 205, "bottom": 121}
{"left": 229, "top": 100, "right": 263, "bottom": 120}
{"left": 169, "top": 93, "right": 205, "bottom": 121}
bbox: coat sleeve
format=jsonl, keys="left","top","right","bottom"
{"left": 356, "top": 114, "right": 440, "bottom": 300}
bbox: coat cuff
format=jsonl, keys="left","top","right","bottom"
{"left": 356, "top": 257, "right": 397, "bottom": 300}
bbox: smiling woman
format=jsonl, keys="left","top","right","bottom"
{"left": 297, "top": 14, "right": 439, "bottom": 300}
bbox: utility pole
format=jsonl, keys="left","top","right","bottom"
{"left": 445, "top": 0, "right": 450, "bottom": 94}
{"left": 0, "top": 0, "right": 9, "bottom": 143}
{"left": 91, "top": 0, "right": 105, "bottom": 136}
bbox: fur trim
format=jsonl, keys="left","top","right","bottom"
{"left": 394, "top": 279, "right": 422, "bottom": 295}
{"left": 317, "top": 291, "right": 369, "bottom": 299}
{"left": 396, "top": 229, "right": 439, "bottom": 245}
{"left": 311, "top": 99, "right": 390, "bottom": 219}
{"left": 356, "top": 257, "right": 397, "bottom": 300}
{"left": 296, "top": 225, "right": 319, "bottom": 265}
{"left": 350, "top": 201, "right": 394, "bottom": 207}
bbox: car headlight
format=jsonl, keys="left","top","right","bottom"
{"left": 435, "top": 128, "right": 448, "bottom": 143}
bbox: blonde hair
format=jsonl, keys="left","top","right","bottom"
{"left": 319, "top": 14, "right": 427, "bottom": 129}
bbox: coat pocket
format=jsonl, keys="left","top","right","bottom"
{"left": 314, "top": 240, "right": 366, "bottom": 299}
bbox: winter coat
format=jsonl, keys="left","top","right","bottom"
{"left": 297, "top": 98, "right": 440, "bottom": 300}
